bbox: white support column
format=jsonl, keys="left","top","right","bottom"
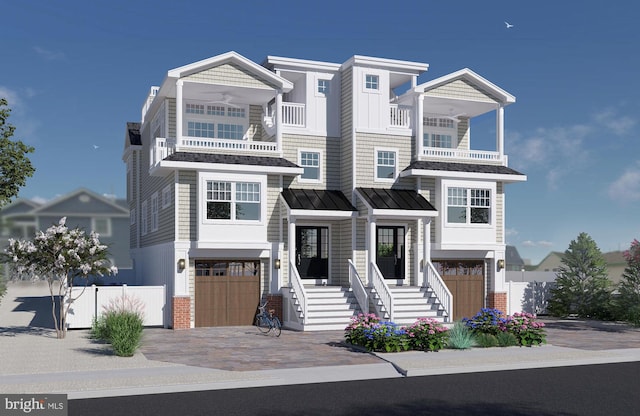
{"left": 417, "top": 95, "right": 424, "bottom": 157}
{"left": 496, "top": 105, "right": 504, "bottom": 163}
{"left": 176, "top": 80, "right": 183, "bottom": 144}
{"left": 422, "top": 218, "right": 431, "bottom": 287}
{"left": 276, "top": 90, "right": 283, "bottom": 154}
{"left": 368, "top": 216, "right": 377, "bottom": 285}
{"left": 288, "top": 216, "right": 296, "bottom": 277}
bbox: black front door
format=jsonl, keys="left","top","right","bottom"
{"left": 296, "top": 226, "right": 328, "bottom": 279}
{"left": 376, "top": 226, "right": 405, "bottom": 279}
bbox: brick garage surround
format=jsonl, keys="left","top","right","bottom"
{"left": 172, "top": 296, "right": 191, "bottom": 329}
{"left": 265, "top": 294, "right": 283, "bottom": 322}
{"left": 487, "top": 292, "right": 508, "bottom": 314}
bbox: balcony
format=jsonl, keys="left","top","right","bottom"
{"left": 422, "top": 147, "right": 506, "bottom": 165}
{"left": 390, "top": 104, "right": 411, "bottom": 128}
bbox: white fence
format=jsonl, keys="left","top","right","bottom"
{"left": 506, "top": 281, "right": 554, "bottom": 316}
{"left": 66, "top": 285, "right": 166, "bottom": 329}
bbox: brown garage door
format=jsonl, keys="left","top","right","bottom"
{"left": 195, "top": 260, "right": 260, "bottom": 327}
{"left": 433, "top": 260, "right": 484, "bottom": 321}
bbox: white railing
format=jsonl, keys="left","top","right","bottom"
{"left": 370, "top": 262, "right": 393, "bottom": 321}
{"left": 424, "top": 262, "right": 452, "bottom": 322}
{"left": 180, "top": 137, "right": 278, "bottom": 152}
{"left": 282, "top": 103, "right": 305, "bottom": 127}
{"left": 152, "top": 137, "right": 175, "bottom": 168}
{"left": 422, "top": 147, "right": 504, "bottom": 163}
{"left": 289, "top": 261, "right": 307, "bottom": 324}
{"left": 390, "top": 104, "right": 411, "bottom": 128}
{"left": 66, "top": 285, "right": 166, "bottom": 329}
{"left": 348, "top": 259, "right": 368, "bottom": 315}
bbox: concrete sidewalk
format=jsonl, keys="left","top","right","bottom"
{"left": 2, "top": 281, "right": 640, "bottom": 400}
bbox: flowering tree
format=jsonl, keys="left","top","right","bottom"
{"left": 5, "top": 217, "right": 117, "bottom": 338}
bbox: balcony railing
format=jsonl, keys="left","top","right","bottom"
{"left": 422, "top": 147, "right": 505, "bottom": 164}
{"left": 282, "top": 102, "right": 305, "bottom": 127}
{"left": 390, "top": 104, "right": 411, "bottom": 128}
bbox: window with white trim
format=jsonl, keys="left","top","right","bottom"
{"left": 141, "top": 200, "right": 148, "bottom": 235}
{"left": 151, "top": 192, "right": 159, "bottom": 231}
{"left": 217, "top": 124, "right": 244, "bottom": 140}
{"left": 376, "top": 150, "right": 396, "bottom": 180}
{"left": 300, "top": 151, "right": 321, "bottom": 181}
{"left": 92, "top": 217, "right": 111, "bottom": 236}
{"left": 447, "top": 187, "right": 491, "bottom": 224}
{"left": 365, "top": 74, "right": 379, "bottom": 90}
{"left": 205, "top": 181, "right": 261, "bottom": 221}
{"left": 186, "top": 103, "right": 205, "bottom": 114}
{"left": 184, "top": 100, "right": 248, "bottom": 140}
{"left": 227, "top": 107, "right": 245, "bottom": 118}
{"left": 317, "top": 79, "right": 329, "bottom": 95}
{"left": 162, "top": 185, "right": 171, "bottom": 209}
{"left": 187, "top": 121, "right": 215, "bottom": 138}
{"left": 207, "top": 105, "right": 225, "bottom": 116}
{"left": 423, "top": 117, "right": 456, "bottom": 149}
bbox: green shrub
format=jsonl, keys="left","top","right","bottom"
{"left": 105, "top": 311, "right": 144, "bottom": 357}
{"left": 90, "top": 315, "right": 109, "bottom": 341}
{"left": 495, "top": 331, "right": 519, "bottom": 347}
{"left": 502, "top": 312, "right": 547, "bottom": 347}
{"left": 344, "top": 313, "right": 408, "bottom": 352}
{"left": 447, "top": 321, "right": 477, "bottom": 350}
{"left": 463, "top": 308, "right": 507, "bottom": 336}
{"left": 475, "top": 333, "right": 498, "bottom": 348}
{"left": 405, "top": 317, "right": 449, "bottom": 352}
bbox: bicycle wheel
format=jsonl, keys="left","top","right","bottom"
{"left": 272, "top": 316, "right": 282, "bottom": 337}
{"left": 255, "top": 315, "right": 270, "bottom": 333}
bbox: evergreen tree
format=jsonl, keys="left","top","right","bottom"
{"left": 617, "top": 239, "right": 640, "bottom": 325}
{"left": 548, "top": 232, "right": 613, "bottom": 318}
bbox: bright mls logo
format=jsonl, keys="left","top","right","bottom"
{"left": 0, "top": 395, "right": 67, "bottom": 416}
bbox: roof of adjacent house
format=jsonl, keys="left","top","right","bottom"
{"left": 164, "top": 152, "right": 300, "bottom": 168}
{"left": 281, "top": 189, "right": 356, "bottom": 211}
{"left": 403, "top": 160, "right": 525, "bottom": 176}
{"left": 356, "top": 188, "right": 437, "bottom": 211}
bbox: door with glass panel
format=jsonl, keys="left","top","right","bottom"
{"left": 376, "top": 226, "right": 405, "bottom": 280}
{"left": 296, "top": 226, "right": 328, "bottom": 279}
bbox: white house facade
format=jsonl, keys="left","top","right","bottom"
{"left": 123, "top": 51, "right": 526, "bottom": 330}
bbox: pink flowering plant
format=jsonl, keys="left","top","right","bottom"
{"left": 405, "top": 317, "right": 449, "bottom": 351}
{"left": 344, "top": 313, "right": 409, "bottom": 352}
{"left": 500, "top": 312, "right": 546, "bottom": 346}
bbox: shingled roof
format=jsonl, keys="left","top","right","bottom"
{"left": 164, "top": 152, "right": 299, "bottom": 168}
{"left": 404, "top": 160, "right": 525, "bottom": 176}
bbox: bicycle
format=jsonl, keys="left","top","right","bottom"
{"left": 255, "top": 302, "right": 282, "bottom": 336}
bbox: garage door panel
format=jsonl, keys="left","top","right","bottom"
{"left": 438, "top": 261, "right": 485, "bottom": 321}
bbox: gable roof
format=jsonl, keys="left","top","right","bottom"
{"left": 356, "top": 188, "right": 437, "bottom": 218}
{"left": 415, "top": 68, "right": 515, "bottom": 104}
{"left": 32, "top": 188, "right": 129, "bottom": 217}
{"left": 401, "top": 160, "right": 526, "bottom": 183}
{"left": 0, "top": 199, "right": 41, "bottom": 217}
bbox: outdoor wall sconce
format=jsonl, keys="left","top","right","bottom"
{"left": 178, "top": 258, "right": 186, "bottom": 270}
{"left": 497, "top": 259, "right": 505, "bottom": 271}
{"left": 274, "top": 259, "right": 281, "bottom": 270}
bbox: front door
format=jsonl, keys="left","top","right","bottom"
{"left": 296, "top": 226, "right": 328, "bottom": 279}
{"left": 376, "top": 226, "right": 405, "bottom": 280}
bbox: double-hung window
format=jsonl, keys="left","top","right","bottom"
{"left": 376, "top": 150, "right": 396, "bottom": 181}
{"left": 300, "top": 151, "right": 321, "bottom": 181}
{"left": 423, "top": 117, "right": 456, "bottom": 149}
{"left": 447, "top": 187, "right": 491, "bottom": 224}
{"left": 206, "top": 181, "right": 261, "bottom": 221}
{"left": 151, "top": 192, "right": 159, "bottom": 231}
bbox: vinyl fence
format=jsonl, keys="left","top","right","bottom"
{"left": 506, "top": 280, "right": 554, "bottom": 316}
{"left": 65, "top": 285, "right": 166, "bottom": 329}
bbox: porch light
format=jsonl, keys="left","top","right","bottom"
{"left": 274, "top": 259, "right": 281, "bottom": 270}
{"left": 496, "top": 259, "right": 505, "bottom": 271}
{"left": 178, "top": 258, "right": 186, "bottom": 270}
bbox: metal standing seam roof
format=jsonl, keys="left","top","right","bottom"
{"left": 163, "top": 152, "right": 300, "bottom": 168}
{"left": 356, "top": 188, "right": 437, "bottom": 211}
{"left": 280, "top": 189, "right": 356, "bottom": 211}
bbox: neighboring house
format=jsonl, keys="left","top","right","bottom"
{"left": 124, "top": 51, "right": 526, "bottom": 330}
{"left": 530, "top": 250, "right": 626, "bottom": 284}
{"left": 1, "top": 188, "right": 132, "bottom": 282}
{"left": 505, "top": 245, "right": 526, "bottom": 272}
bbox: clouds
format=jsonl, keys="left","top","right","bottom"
{"left": 521, "top": 240, "right": 554, "bottom": 248}
{"left": 33, "top": 46, "right": 65, "bottom": 61}
{"left": 608, "top": 161, "right": 640, "bottom": 203}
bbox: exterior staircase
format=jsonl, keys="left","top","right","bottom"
{"left": 371, "top": 285, "right": 448, "bottom": 326}
{"left": 291, "top": 286, "right": 362, "bottom": 331}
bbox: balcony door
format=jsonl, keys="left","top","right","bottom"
{"left": 376, "top": 226, "right": 405, "bottom": 280}
{"left": 296, "top": 226, "right": 328, "bottom": 279}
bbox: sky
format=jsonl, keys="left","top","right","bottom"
{"left": 1, "top": 0, "right": 639, "bottom": 265}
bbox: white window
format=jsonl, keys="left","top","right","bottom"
{"left": 376, "top": 150, "right": 397, "bottom": 181}
{"left": 207, "top": 105, "right": 225, "bottom": 116}
{"left": 447, "top": 187, "right": 491, "bottom": 224}
{"left": 365, "top": 74, "right": 379, "bottom": 90}
{"left": 186, "top": 103, "right": 205, "bottom": 114}
{"left": 162, "top": 185, "right": 171, "bottom": 209}
{"left": 151, "top": 192, "right": 159, "bottom": 231}
{"left": 424, "top": 117, "right": 456, "bottom": 149}
{"left": 227, "top": 107, "right": 246, "bottom": 118}
{"left": 187, "top": 121, "right": 215, "bottom": 138}
{"left": 130, "top": 208, "right": 136, "bottom": 225}
{"left": 317, "top": 79, "right": 330, "bottom": 95}
{"left": 205, "top": 181, "right": 261, "bottom": 221}
{"left": 217, "top": 124, "right": 244, "bottom": 140}
{"left": 141, "top": 200, "right": 148, "bottom": 235}
{"left": 185, "top": 100, "right": 248, "bottom": 140}
{"left": 92, "top": 218, "right": 111, "bottom": 236}
{"left": 299, "top": 151, "right": 321, "bottom": 181}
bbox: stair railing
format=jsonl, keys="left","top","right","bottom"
{"left": 289, "top": 261, "right": 307, "bottom": 324}
{"left": 370, "top": 262, "right": 393, "bottom": 321}
{"left": 348, "top": 260, "right": 368, "bottom": 315}
{"left": 425, "top": 261, "right": 453, "bottom": 322}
